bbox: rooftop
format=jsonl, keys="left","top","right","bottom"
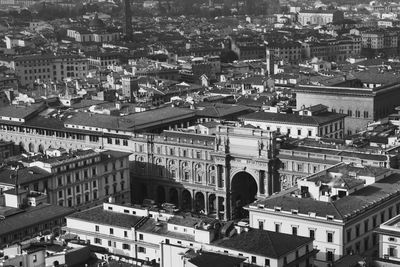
{"left": 248, "top": 172, "right": 400, "bottom": 221}
{"left": 0, "top": 166, "right": 51, "bottom": 186}
{"left": 68, "top": 206, "right": 144, "bottom": 229}
{"left": 138, "top": 218, "right": 195, "bottom": 242}
{"left": 212, "top": 228, "right": 312, "bottom": 258}
{"left": 240, "top": 111, "right": 346, "bottom": 126}
{"left": 188, "top": 251, "right": 246, "bottom": 267}
{"left": 0, "top": 204, "right": 73, "bottom": 236}
{"left": 0, "top": 103, "right": 45, "bottom": 121}
{"left": 65, "top": 107, "right": 196, "bottom": 131}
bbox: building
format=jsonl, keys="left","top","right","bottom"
{"left": 130, "top": 126, "right": 280, "bottom": 221}
{"left": 0, "top": 189, "right": 73, "bottom": 249}
{"left": 278, "top": 138, "right": 396, "bottom": 190}
{"left": 304, "top": 36, "right": 362, "bottom": 62}
{"left": 375, "top": 214, "right": 400, "bottom": 265}
{"left": 240, "top": 104, "right": 346, "bottom": 139}
{"left": 0, "top": 104, "right": 198, "bottom": 153}
{"left": 121, "top": 75, "right": 139, "bottom": 101}
{"left": 64, "top": 201, "right": 316, "bottom": 267}
{"left": 67, "top": 28, "right": 120, "bottom": 43}
{"left": 298, "top": 10, "right": 344, "bottom": 26}
{"left": 246, "top": 162, "right": 400, "bottom": 267}
{"left": 0, "top": 140, "right": 18, "bottom": 161}
{"left": 361, "top": 29, "right": 399, "bottom": 50}
{"left": 0, "top": 244, "right": 46, "bottom": 267}
{"left": 267, "top": 41, "right": 303, "bottom": 64}
{"left": 11, "top": 54, "right": 89, "bottom": 87}
{"left": 294, "top": 80, "right": 400, "bottom": 134}
{"left": 0, "top": 149, "right": 131, "bottom": 209}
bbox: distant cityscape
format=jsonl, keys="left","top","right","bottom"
{"left": 1, "top": 0, "right": 400, "bottom": 267}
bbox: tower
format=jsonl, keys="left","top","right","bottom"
{"left": 266, "top": 48, "right": 274, "bottom": 76}
{"left": 123, "top": 0, "right": 133, "bottom": 39}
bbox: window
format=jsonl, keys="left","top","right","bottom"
{"left": 122, "top": 244, "right": 130, "bottom": 250}
{"left": 292, "top": 226, "right": 298, "bottom": 236}
{"left": 389, "top": 246, "right": 397, "bottom": 257}
{"left": 94, "top": 238, "right": 101, "bottom": 244}
{"left": 364, "top": 220, "right": 369, "bottom": 232}
{"left": 33, "top": 255, "right": 37, "bottom": 263}
{"left": 139, "top": 234, "right": 143, "bottom": 240}
{"left": 123, "top": 140, "right": 128, "bottom": 146}
{"left": 258, "top": 220, "right": 264, "bottom": 230}
{"left": 297, "top": 129, "right": 301, "bottom": 136}
{"left": 327, "top": 232, "right": 333, "bottom": 243}
{"left": 95, "top": 225, "right": 99, "bottom": 232}
{"left": 389, "top": 207, "right": 393, "bottom": 219}
{"left": 381, "top": 212, "right": 385, "bottom": 223}
{"left": 326, "top": 250, "right": 334, "bottom": 262}
{"left": 309, "top": 229, "right": 315, "bottom": 239}
{"left": 107, "top": 138, "right": 112, "bottom": 144}
{"left": 373, "top": 216, "right": 377, "bottom": 228}
{"left": 308, "top": 130, "right": 312, "bottom": 136}
{"left": 356, "top": 225, "right": 360, "bottom": 237}
{"left": 58, "top": 191, "right": 63, "bottom": 198}
{"left": 265, "top": 259, "right": 270, "bottom": 266}
{"left": 347, "top": 109, "right": 353, "bottom": 117}
{"left": 138, "top": 247, "right": 146, "bottom": 253}
{"left": 251, "top": 256, "right": 256, "bottom": 263}
{"left": 109, "top": 228, "right": 114, "bottom": 235}
{"left": 275, "top": 223, "right": 280, "bottom": 233}
{"left": 124, "top": 231, "right": 128, "bottom": 237}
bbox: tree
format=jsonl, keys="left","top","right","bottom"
{"left": 220, "top": 50, "right": 238, "bottom": 63}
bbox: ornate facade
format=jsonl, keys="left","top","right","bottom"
{"left": 130, "top": 126, "right": 280, "bottom": 220}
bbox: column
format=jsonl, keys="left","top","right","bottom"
{"left": 258, "top": 170, "right": 265, "bottom": 197}
{"left": 191, "top": 189, "right": 195, "bottom": 212}
{"left": 224, "top": 165, "right": 231, "bottom": 220}
{"left": 205, "top": 192, "right": 209, "bottom": 214}
{"left": 216, "top": 195, "right": 220, "bottom": 218}
{"left": 223, "top": 198, "right": 229, "bottom": 221}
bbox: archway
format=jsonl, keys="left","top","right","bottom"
{"left": 169, "top": 188, "right": 178, "bottom": 206}
{"left": 28, "top": 143, "right": 34, "bottom": 152}
{"left": 181, "top": 190, "right": 192, "bottom": 211}
{"left": 18, "top": 142, "right": 25, "bottom": 153}
{"left": 208, "top": 194, "right": 216, "bottom": 214}
{"left": 156, "top": 186, "right": 166, "bottom": 204}
{"left": 38, "top": 144, "right": 44, "bottom": 153}
{"left": 194, "top": 192, "right": 205, "bottom": 213}
{"left": 231, "top": 171, "right": 258, "bottom": 219}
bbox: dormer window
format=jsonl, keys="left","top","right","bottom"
{"left": 291, "top": 209, "right": 298, "bottom": 215}
{"left": 274, "top": 207, "right": 281, "bottom": 212}
{"left": 327, "top": 215, "right": 334, "bottom": 221}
